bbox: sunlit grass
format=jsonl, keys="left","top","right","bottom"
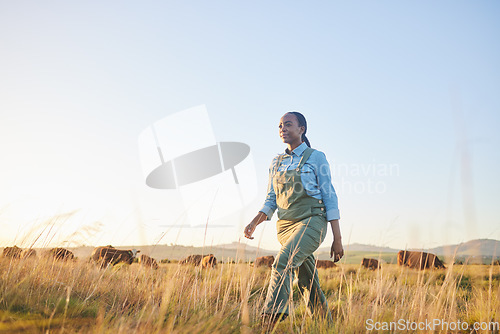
{"left": 0, "top": 253, "right": 499, "bottom": 333}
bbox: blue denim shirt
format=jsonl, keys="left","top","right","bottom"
{"left": 259, "top": 142, "right": 340, "bottom": 221}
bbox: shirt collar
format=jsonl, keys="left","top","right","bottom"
{"left": 284, "top": 142, "right": 308, "bottom": 157}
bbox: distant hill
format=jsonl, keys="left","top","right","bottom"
{"left": 429, "top": 239, "right": 500, "bottom": 257}
{"left": 315, "top": 239, "right": 500, "bottom": 265}
{"left": 321, "top": 239, "right": 500, "bottom": 258}
{"left": 8, "top": 238, "right": 498, "bottom": 265}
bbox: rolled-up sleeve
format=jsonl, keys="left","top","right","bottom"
{"left": 316, "top": 152, "right": 340, "bottom": 221}
{"left": 259, "top": 156, "right": 278, "bottom": 221}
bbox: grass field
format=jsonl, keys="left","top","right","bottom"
{"left": 1, "top": 257, "right": 499, "bottom": 333}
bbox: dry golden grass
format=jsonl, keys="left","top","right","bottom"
{"left": 0, "top": 255, "right": 499, "bottom": 333}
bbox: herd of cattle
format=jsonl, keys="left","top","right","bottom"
{"left": 251, "top": 250, "right": 446, "bottom": 270}
{"left": 2, "top": 246, "right": 447, "bottom": 270}
{"left": 1, "top": 245, "right": 217, "bottom": 270}
{"left": 2, "top": 246, "right": 75, "bottom": 261}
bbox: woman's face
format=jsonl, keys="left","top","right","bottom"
{"left": 279, "top": 113, "right": 304, "bottom": 145}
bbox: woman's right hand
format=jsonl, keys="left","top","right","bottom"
{"left": 244, "top": 221, "right": 257, "bottom": 239}
{"left": 244, "top": 212, "right": 267, "bottom": 239}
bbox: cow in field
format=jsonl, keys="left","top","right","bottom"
{"left": 362, "top": 258, "right": 380, "bottom": 270}
{"left": 21, "top": 249, "right": 37, "bottom": 259}
{"left": 45, "top": 248, "right": 75, "bottom": 261}
{"left": 316, "top": 260, "right": 337, "bottom": 269}
{"left": 179, "top": 254, "right": 204, "bottom": 266}
{"left": 201, "top": 254, "right": 217, "bottom": 269}
{"left": 138, "top": 254, "right": 159, "bottom": 269}
{"left": 397, "top": 250, "right": 446, "bottom": 269}
{"left": 3, "top": 246, "right": 22, "bottom": 259}
{"left": 254, "top": 255, "right": 275, "bottom": 268}
{"left": 90, "top": 246, "right": 139, "bottom": 268}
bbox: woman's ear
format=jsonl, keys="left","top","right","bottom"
{"left": 299, "top": 126, "right": 305, "bottom": 136}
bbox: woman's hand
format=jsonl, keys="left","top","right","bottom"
{"left": 244, "top": 221, "right": 257, "bottom": 239}
{"left": 328, "top": 219, "right": 343, "bottom": 262}
{"left": 244, "top": 212, "right": 267, "bottom": 239}
{"left": 330, "top": 239, "right": 344, "bottom": 262}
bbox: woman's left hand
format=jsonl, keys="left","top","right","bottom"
{"left": 330, "top": 240, "right": 344, "bottom": 262}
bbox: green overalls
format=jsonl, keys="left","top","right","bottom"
{"left": 263, "top": 147, "right": 333, "bottom": 321}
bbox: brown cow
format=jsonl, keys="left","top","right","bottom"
{"left": 361, "top": 258, "right": 380, "bottom": 270}
{"left": 254, "top": 255, "right": 275, "bottom": 268}
{"left": 397, "top": 250, "right": 446, "bottom": 269}
{"left": 179, "top": 254, "right": 204, "bottom": 266}
{"left": 316, "top": 260, "right": 337, "bottom": 269}
{"left": 21, "top": 248, "right": 37, "bottom": 259}
{"left": 90, "top": 246, "right": 139, "bottom": 268}
{"left": 45, "top": 248, "right": 75, "bottom": 261}
{"left": 138, "top": 254, "right": 159, "bottom": 269}
{"left": 2, "top": 246, "right": 22, "bottom": 259}
{"left": 201, "top": 254, "right": 217, "bottom": 269}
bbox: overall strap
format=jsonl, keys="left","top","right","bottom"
{"left": 273, "top": 154, "right": 285, "bottom": 175}
{"left": 297, "top": 147, "right": 315, "bottom": 170}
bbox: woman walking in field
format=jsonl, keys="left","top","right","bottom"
{"left": 244, "top": 111, "right": 343, "bottom": 324}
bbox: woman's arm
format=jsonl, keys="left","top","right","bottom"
{"left": 259, "top": 156, "right": 279, "bottom": 221}
{"left": 315, "top": 151, "right": 340, "bottom": 221}
{"left": 314, "top": 151, "right": 343, "bottom": 261}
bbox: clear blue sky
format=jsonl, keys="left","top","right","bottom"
{"left": 0, "top": 1, "right": 499, "bottom": 251}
